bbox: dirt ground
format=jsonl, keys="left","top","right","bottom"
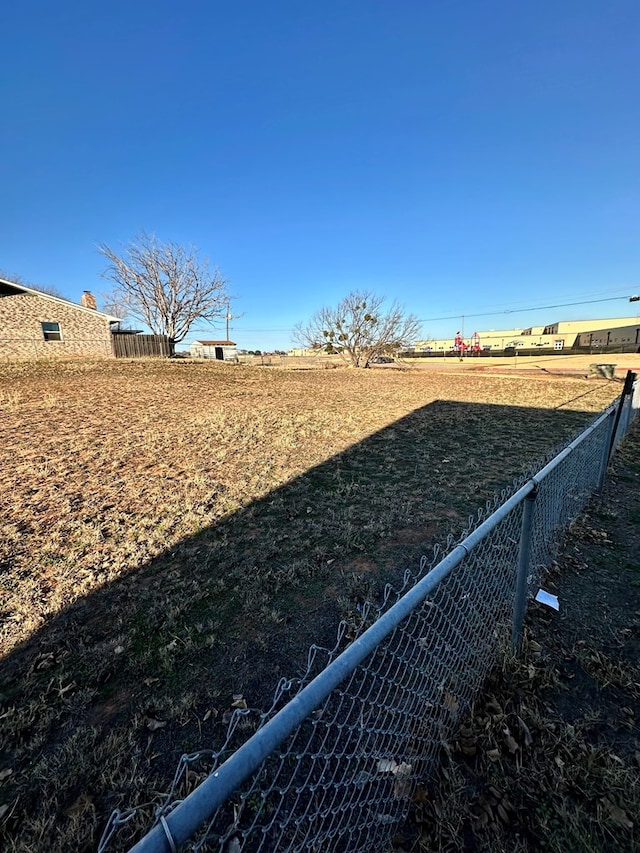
{"left": 399, "top": 352, "right": 640, "bottom": 376}
{"left": 243, "top": 352, "right": 640, "bottom": 377}
{"left": 404, "top": 418, "right": 640, "bottom": 853}
{"left": 0, "top": 360, "right": 631, "bottom": 852}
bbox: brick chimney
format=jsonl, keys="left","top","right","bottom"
{"left": 81, "top": 291, "right": 97, "bottom": 310}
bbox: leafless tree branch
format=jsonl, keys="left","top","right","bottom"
{"left": 98, "top": 233, "right": 230, "bottom": 343}
{"left": 294, "top": 290, "right": 422, "bottom": 367}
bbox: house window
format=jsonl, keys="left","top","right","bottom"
{"left": 553, "top": 339, "right": 564, "bottom": 350}
{"left": 42, "top": 322, "right": 62, "bottom": 341}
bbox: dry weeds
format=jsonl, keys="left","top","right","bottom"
{"left": 408, "top": 423, "right": 640, "bottom": 853}
{"left": 0, "top": 359, "right": 621, "bottom": 852}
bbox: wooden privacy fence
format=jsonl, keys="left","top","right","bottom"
{"left": 112, "top": 334, "right": 174, "bottom": 358}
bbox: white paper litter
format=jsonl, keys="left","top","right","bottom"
{"left": 535, "top": 589, "right": 559, "bottom": 611}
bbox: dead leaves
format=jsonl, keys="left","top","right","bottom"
{"left": 501, "top": 716, "right": 534, "bottom": 764}
{"left": 601, "top": 796, "right": 633, "bottom": 830}
{"left": 471, "top": 786, "right": 517, "bottom": 833}
{"left": 457, "top": 724, "right": 477, "bottom": 758}
{"left": 516, "top": 715, "right": 533, "bottom": 747}
{"left": 503, "top": 730, "right": 519, "bottom": 755}
{"left": 144, "top": 707, "right": 167, "bottom": 732}
{"left": 202, "top": 707, "right": 219, "bottom": 723}
{"left": 417, "top": 635, "right": 639, "bottom": 852}
{"left": 377, "top": 759, "right": 413, "bottom": 798}
{"left": 528, "top": 639, "right": 543, "bottom": 660}
{"left": 443, "top": 692, "right": 459, "bottom": 719}
{"left": 583, "top": 526, "right": 613, "bottom": 545}
{"left": 454, "top": 694, "right": 534, "bottom": 769}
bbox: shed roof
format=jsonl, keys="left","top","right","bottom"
{"left": 191, "top": 340, "right": 236, "bottom": 346}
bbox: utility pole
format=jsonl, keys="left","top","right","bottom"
{"left": 225, "top": 300, "right": 231, "bottom": 341}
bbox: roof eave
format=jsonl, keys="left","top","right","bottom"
{"left": 0, "top": 278, "right": 121, "bottom": 322}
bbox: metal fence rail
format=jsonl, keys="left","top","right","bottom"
{"left": 100, "top": 375, "right": 639, "bottom": 853}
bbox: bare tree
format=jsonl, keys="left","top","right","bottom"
{"left": 98, "top": 233, "right": 231, "bottom": 343}
{"left": 294, "top": 290, "right": 422, "bottom": 368}
{"left": 98, "top": 291, "right": 130, "bottom": 329}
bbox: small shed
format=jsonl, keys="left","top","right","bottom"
{"left": 190, "top": 339, "right": 238, "bottom": 361}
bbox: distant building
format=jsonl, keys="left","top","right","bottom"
{"left": 287, "top": 347, "right": 335, "bottom": 357}
{"left": 415, "top": 316, "right": 640, "bottom": 354}
{"left": 189, "top": 339, "right": 238, "bottom": 361}
{"left": 575, "top": 322, "right": 640, "bottom": 350}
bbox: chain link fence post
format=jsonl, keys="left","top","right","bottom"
{"left": 598, "top": 407, "right": 617, "bottom": 493}
{"left": 609, "top": 370, "right": 636, "bottom": 458}
{"left": 511, "top": 486, "right": 537, "bottom": 654}
{"left": 622, "top": 373, "right": 637, "bottom": 433}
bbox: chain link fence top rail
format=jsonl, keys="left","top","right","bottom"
{"left": 99, "top": 379, "right": 639, "bottom": 853}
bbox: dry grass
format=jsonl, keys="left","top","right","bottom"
{"left": 408, "top": 425, "right": 640, "bottom": 853}
{"left": 0, "top": 359, "right": 621, "bottom": 851}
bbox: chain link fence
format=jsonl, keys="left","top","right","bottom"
{"left": 100, "top": 376, "right": 639, "bottom": 853}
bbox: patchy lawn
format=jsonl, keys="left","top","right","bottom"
{"left": 0, "top": 360, "right": 621, "bottom": 852}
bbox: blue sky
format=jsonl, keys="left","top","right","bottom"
{"left": 1, "top": 1, "right": 639, "bottom": 350}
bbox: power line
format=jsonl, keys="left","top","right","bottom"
{"left": 187, "top": 293, "right": 638, "bottom": 336}
{"left": 189, "top": 328, "right": 293, "bottom": 333}
{"left": 416, "top": 295, "right": 634, "bottom": 323}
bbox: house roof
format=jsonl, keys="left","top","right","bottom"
{"left": 191, "top": 340, "right": 236, "bottom": 346}
{"left": 0, "top": 278, "right": 121, "bottom": 322}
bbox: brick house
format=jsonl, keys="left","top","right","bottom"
{"left": 0, "top": 278, "right": 120, "bottom": 359}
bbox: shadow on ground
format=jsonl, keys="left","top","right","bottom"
{"left": 1, "top": 399, "right": 599, "bottom": 852}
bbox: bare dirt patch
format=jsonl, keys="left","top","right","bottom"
{"left": 0, "top": 360, "right": 623, "bottom": 851}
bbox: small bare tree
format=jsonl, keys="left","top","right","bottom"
{"left": 98, "top": 233, "right": 231, "bottom": 344}
{"left": 294, "top": 290, "right": 422, "bottom": 368}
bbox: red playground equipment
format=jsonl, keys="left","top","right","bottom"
{"left": 453, "top": 331, "right": 467, "bottom": 353}
{"left": 452, "top": 331, "right": 481, "bottom": 357}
